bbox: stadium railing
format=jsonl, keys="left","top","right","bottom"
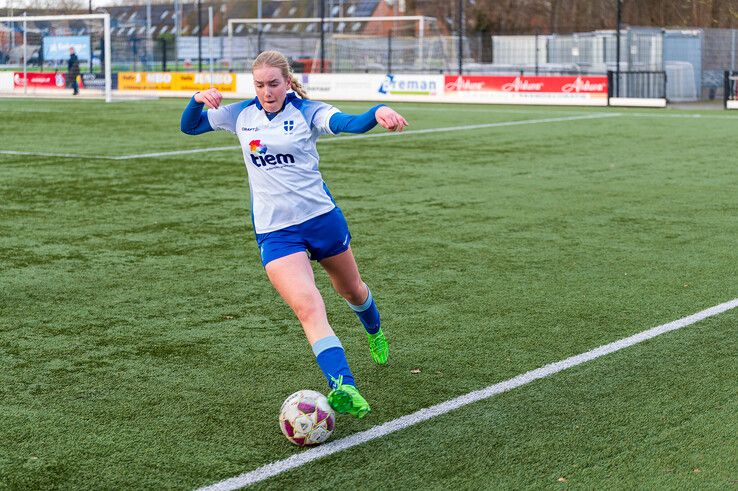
{"left": 607, "top": 70, "right": 667, "bottom": 107}
{"left": 724, "top": 71, "right": 738, "bottom": 109}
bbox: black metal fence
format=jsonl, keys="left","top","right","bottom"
{"left": 608, "top": 70, "right": 666, "bottom": 99}
{"left": 724, "top": 71, "right": 737, "bottom": 108}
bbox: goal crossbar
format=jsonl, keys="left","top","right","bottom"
{"left": 0, "top": 13, "right": 109, "bottom": 22}
{"left": 227, "top": 15, "right": 434, "bottom": 27}
{"left": 1, "top": 13, "right": 112, "bottom": 102}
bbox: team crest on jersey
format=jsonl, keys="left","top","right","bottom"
{"left": 283, "top": 120, "right": 295, "bottom": 133}
{"left": 249, "top": 140, "right": 268, "bottom": 154}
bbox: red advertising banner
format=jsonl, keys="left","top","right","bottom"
{"left": 444, "top": 75, "right": 608, "bottom": 94}
{"left": 13, "top": 72, "right": 67, "bottom": 89}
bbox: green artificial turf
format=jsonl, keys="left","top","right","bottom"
{"left": 1, "top": 98, "right": 736, "bottom": 489}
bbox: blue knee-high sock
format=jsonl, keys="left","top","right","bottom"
{"left": 313, "top": 335, "right": 355, "bottom": 388}
{"left": 347, "top": 285, "right": 381, "bottom": 335}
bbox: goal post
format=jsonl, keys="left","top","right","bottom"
{"left": 0, "top": 13, "right": 112, "bottom": 102}
{"left": 226, "top": 15, "right": 444, "bottom": 73}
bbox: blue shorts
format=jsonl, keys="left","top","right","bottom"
{"left": 255, "top": 207, "right": 352, "bottom": 267}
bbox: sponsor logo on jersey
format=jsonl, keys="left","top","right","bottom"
{"left": 248, "top": 139, "right": 296, "bottom": 167}
{"left": 249, "top": 140, "right": 268, "bottom": 154}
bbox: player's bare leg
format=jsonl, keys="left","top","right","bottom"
{"left": 265, "top": 251, "right": 332, "bottom": 344}
{"left": 266, "top": 252, "right": 370, "bottom": 418}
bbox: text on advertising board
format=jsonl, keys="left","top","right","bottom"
{"left": 444, "top": 75, "right": 607, "bottom": 94}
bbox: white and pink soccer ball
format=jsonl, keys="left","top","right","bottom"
{"left": 279, "top": 390, "right": 335, "bottom": 446}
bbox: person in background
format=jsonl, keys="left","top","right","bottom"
{"left": 67, "top": 47, "right": 81, "bottom": 96}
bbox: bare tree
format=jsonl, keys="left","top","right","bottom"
{"left": 435, "top": 0, "right": 738, "bottom": 34}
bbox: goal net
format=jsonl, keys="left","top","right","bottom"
{"left": 0, "top": 14, "right": 112, "bottom": 102}
{"left": 226, "top": 16, "right": 448, "bottom": 73}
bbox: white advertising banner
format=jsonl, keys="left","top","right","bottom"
{"left": 0, "top": 71, "right": 14, "bottom": 92}
{"left": 284, "top": 73, "right": 445, "bottom": 103}
{"left": 235, "top": 73, "right": 255, "bottom": 97}
{"left": 298, "top": 73, "right": 382, "bottom": 100}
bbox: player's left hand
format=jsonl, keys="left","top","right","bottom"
{"left": 376, "top": 106, "right": 409, "bottom": 132}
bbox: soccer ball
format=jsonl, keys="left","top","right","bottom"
{"left": 279, "top": 390, "right": 336, "bottom": 446}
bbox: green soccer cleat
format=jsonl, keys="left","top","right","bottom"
{"left": 327, "top": 378, "right": 371, "bottom": 419}
{"left": 367, "top": 328, "right": 389, "bottom": 365}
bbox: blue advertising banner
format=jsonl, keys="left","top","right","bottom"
{"left": 43, "top": 36, "right": 91, "bottom": 61}
{"left": 81, "top": 72, "right": 117, "bottom": 90}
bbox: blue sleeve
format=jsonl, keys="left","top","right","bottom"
{"left": 328, "top": 104, "right": 385, "bottom": 134}
{"left": 180, "top": 96, "right": 213, "bottom": 135}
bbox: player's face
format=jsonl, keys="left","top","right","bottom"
{"left": 253, "top": 66, "right": 290, "bottom": 113}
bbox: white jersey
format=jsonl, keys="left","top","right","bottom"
{"left": 207, "top": 92, "right": 340, "bottom": 234}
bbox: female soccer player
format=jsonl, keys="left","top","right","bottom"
{"left": 180, "top": 50, "right": 408, "bottom": 418}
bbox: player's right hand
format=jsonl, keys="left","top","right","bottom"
{"left": 376, "top": 106, "right": 408, "bottom": 132}
{"left": 195, "top": 88, "right": 222, "bottom": 109}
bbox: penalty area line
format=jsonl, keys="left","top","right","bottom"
{"left": 196, "top": 296, "right": 738, "bottom": 491}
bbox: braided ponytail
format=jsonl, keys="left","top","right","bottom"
{"left": 289, "top": 73, "right": 309, "bottom": 99}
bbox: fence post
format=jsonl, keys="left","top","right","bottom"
{"left": 457, "top": 0, "right": 464, "bottom": 75}
{"left": 607, "top": 70, "right": 613, "bottom": 105}
{"left": 22, "top": 13, "right": 27, "bottom": 96}
{"left": 615, "top": 0, "right": 622, "bottom": 97}
{"left": 387, "top": 29, "right": 392, "bottom": 74}
{"left": 725, "top": 70, "right": 729, "bottom": 109}
{"left": 319, "top": 0, "right": 325, "bottom": 73}
{"left": 133, "top": 37, "right": 138, "bottom": 72}
{"left": 662, "top": 71, "right": 667, "bottom": 101}
{"left": 197, "top": 0, "right": 202, "bottom": 72}
{"left": 161, "top": 38, "right": 167, "bottom": 71}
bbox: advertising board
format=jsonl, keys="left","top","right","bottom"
{"left": 444, "top": 75, "right": 609, "bottom": 105}
{"left": 118, "top": 72, "right": 236, "bottom": 92}
{"left": 43, "top": 35, "right": 91, "bottom": 61}
{"left": 13, "top": 72, "right": 66, "bottom": 89}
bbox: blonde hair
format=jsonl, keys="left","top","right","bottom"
{"left": 252, "top": 50, "right": 308, "bottom": 99}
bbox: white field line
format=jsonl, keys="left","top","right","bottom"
{"left": 0, "top": 147, "right": 241, "bottom": 160}
{"left": 1, "top": 114, "right": 609, "bottom": 161}
{"left": 111, "top": 113, "right": 619, "bottom": 160}
{"left": 197, "top": 297, "right": 738, "bottom": 491}
{"left": 3, "top": 110, "right": 735, "bottom": 162}
{"left": 111, "top": 145, "right": 242, "bottom": 160}
{"left": 331, "top": 103, "right": 738, "bottom": 120}
{"left": 0, "top": 149, "right": 94, "bottom": 159}
{"left": 322, "top": 113, "right": 620, "bottom": 142}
